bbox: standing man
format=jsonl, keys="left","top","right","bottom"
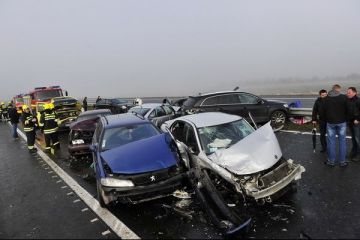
{"left": 0, "top": 102, "right": 3, "bottom": 122}
{"left": 312, "top": 89, "right": 328, "bottom": 153}
{"left": 323, "top": 84, "right": 349, "bottom": 167}
{"left": 83, "top": 97, "right": 88, "bottom": 112}
{"left": 347, "top": 87, "right": 360, "bottom": 161}
{"left": 96, "top": 96, "right": 101, "bottom": 103}
{"left": 7, "top": 101, "right": 20, "bottom": 140}
{"left": 39, "top": 103, "right": 60, "bottom": 154}
{"left": 22, "top": 105, "right": 38, "bottom": 153}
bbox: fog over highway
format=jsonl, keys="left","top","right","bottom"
{"left": 1, "top": 0, "right": 360, "bottom": 100}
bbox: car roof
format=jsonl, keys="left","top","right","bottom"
{"left": 78, "top": 109, "right": 111, "bottom": 117}
{"left": 189, "top": 91, "right": 255, "bottom": 98}
{"left": 100, "top": 113, "right": 149, "bottom": 128}
{"left": 174, "top": 112, "right": 242, "bottom": 128}
{"left": 131, "top": 103, "right": 169, "bottom": 109}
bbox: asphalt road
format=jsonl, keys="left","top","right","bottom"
{"left": 1, "top": 122, "right": 360, "bottom": 239}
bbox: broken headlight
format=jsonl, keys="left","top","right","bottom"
{"left": 101, "top": 178, "right": 134, "bottom": 187}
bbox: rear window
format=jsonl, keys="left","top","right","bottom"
{"left": 101, "top": 123, "right": 159, "bottom": 151}
{"left": 129, "top": 108, "right": 150, "bottom": 117}
{"left": 182, "top": 97, "right": 198, "bottom": 107}
{"left": 77, "top": 112, "right": 110, "bottom": 122}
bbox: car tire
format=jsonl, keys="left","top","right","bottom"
{"left": 270, "top": 110, "right": 286, "bottom": 132}
{"left": 96, "top": 180, "right": 107, "bottom": 208}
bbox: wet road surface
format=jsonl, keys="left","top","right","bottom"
{"left": 1, "top": 122, "right": 360, "bottom": 239}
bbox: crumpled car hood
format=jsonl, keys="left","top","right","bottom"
{"left": 100, "top": 133, "right": 179, "bottom": 174}
{"left": 208, "top": 122, "right": 282, "bottom": 175}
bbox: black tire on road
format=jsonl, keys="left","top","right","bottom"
{"left": 270, "top": 110, "right": 286, "bottom": 132}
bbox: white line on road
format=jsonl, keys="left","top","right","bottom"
{"left": 280, "top": 129, "right": 352, "bottom": 139}
{"left": 51, "top": 175, "right": 58, "bottom": 178}
{"left": 90, "top": 218, "right": 99, "bottom": 223}
{"left": 81, "top": 208, "right": 89, "bottom": 212}
{"left": 61, "top": 185, "right": 68, "bottom": 189}
{"left": 15, "top": 126, "right": 140, "bottom": 239}
{"left": 48, "top": 171, "right": 53, "bottom": 174}
{"left": 73, "top": 199, "right": 81, "bottom": 203}
{"left": 56, "top": 180, "right": 62, "bottom": 183}
{"left": 67, "top": 192, "right": 74, "bottom": 196}
{"left": 102, "top": 230, "right": 111, "bottom": 236}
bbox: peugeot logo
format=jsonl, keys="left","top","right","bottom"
{"left": 150, "top": 176, "right": 156, "bottom": 182}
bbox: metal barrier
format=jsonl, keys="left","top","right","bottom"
{"left": 289, "top": 108, "right": 312, "bottom": 117}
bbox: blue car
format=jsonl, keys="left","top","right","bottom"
{"left": 90, "top": 113, "right": 186, "bottom": 207}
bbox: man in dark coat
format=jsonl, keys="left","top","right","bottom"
{"left": 347, "top": 87, "right": 360, "bottom": 161}
{"left": 312, "top": 89, "right": 327, "bottom": 153}
{"left": 83, "top": 97, "right": 88, "bottom": 112}
{"left": 7, "top": 101, "right": 20, "bottom": 139}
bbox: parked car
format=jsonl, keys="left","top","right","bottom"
{"left": 94, "top": 98, "right": 133, "bottom": 114}
{"left": 128, "top": 103, "right": 179, "bottom": 127}
{"left": 68, "top": 109, "right": 112, "bottom": 167}
{"left": 161, "top": 112, "right": 305, "bottom": 231}
{"left": 180, "top": 91, "right": 290, "bottom": 131}
{"left": 90, "top": 113, "right": 186, "bottom": 207}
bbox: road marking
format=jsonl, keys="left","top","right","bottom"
{"left": 81, "top": 208, "right": 89, "bottom": 212}
{"left": 102, "top": 230, "right": 111, "bottom": 236}
{"left": 67, "top": 192, "right": 74, "bottom": 196}
{"left": 73, "top": 199, "right": 81, "bottom": 203}
{"left": 13, "top": 127, "right": 140, "bottom": 239}
{"left": 51, "top": 175, "right": 58, "bottom": 178}
{"left": 48, "top": 171, "right": 53, "bottom": 174}
{"left": 61, "top": 185, "right": 68, "bottom": 189}
{"left": 90, "top": 218, "right": 99, "bottom": 223}
{"left": 56, "top": 180, "right": 62, "bottom": 183}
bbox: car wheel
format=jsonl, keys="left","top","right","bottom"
{"left": 96, "top": 180, "right": 107, "bottom": 208}
{"left": 270, "top": 110, "right": 286, "bottom": 132}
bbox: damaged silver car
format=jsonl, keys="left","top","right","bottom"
{"left": 162, "top": 112, "right": 305, "bottom": 203}
{"left": 161, "top": 112, "right": 305, "bottom": 234}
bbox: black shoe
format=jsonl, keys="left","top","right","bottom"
{"left": 351, "top": 156, "right": 360, "bottom": 162}
{"left": 340, "top": 162, "right": 349, "bottom": 167}
{"left": 324, "top": 161, "right": 335, "bottom": 167}
{"left": 320, "top": 149, "right": 326, "bottom": 153}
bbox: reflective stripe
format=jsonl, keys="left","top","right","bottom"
{"left": 44, "top": 128, "right": 58, "bottom": 134}
{"left": 53, "top": 142, "right": 60, "bottom": 146}
{"left": 28, "top": 145, "right": 34, "bottom": 149}
{"left": 24, "top": 127, "right": 34, "bottom": 132}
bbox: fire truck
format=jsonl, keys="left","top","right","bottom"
{"left": 23, "top": 86, "right": 81, "bottom": 128}
{"left": 12, "top": 94, "right": 25, "bottom": 113}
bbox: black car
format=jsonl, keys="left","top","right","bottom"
{"left": 181, "top": 91, "right": 290, "bottom": 131}
{"left": 94, "top": 98, "right": 133, "bottom": 114}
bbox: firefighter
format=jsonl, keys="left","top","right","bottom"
{"left": 22, "top": 105, "right": 38, "bottom": 153}
{"left": 1, "top": 101, "right": 8, "bottom": 121}
{"left": 39, "top": 103, "right": 60, "bottom": 154}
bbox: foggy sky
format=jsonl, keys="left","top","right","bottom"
{"left": 1, "top": 0, "right": 360, "bottom": 100}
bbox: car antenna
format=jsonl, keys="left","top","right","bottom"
{"left": 233, "top": 86, "right": 239, "bottom": 91}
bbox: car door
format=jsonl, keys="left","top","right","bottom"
{"left": 199, "top": 94, "right": 240, "bottom": 115}
{"left": 148, "top": 106, "right": 167, "bottom": 127}
{"left": 236, "top": 93, "right": 269, "bottom": 123}
{"left": 170, "top": 121, "right": 200, "bottom": 154}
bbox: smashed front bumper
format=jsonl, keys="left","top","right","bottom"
{"left": 100, "top": 173, "right": 187, "bottom": 204}
{"left": 243, "top": 159, "right": 305, "bottom": 202}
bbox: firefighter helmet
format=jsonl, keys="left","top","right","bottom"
{"left": 44, "top": 103, "right": 54, "bottom": 110}
{"left": 22, "top": 105, "right": 29, "bottom": 111}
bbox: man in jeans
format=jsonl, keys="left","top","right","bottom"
{"left": 323, "top": 84, "right": 349, "bottom": 167}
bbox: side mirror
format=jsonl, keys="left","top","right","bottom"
{"left": 89, "top": 143, "right": 98, "bottom": 152}
{"left": 257, "top": 99, "right": 264, "bottom": 105}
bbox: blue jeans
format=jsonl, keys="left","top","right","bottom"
{"left": 327, "top": 122, "right": 347, "bottom": 164}
{"left": 12, "top": 123, "right": 19, "bottom": 138}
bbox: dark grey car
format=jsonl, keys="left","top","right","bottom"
{"left": 181, "top": 91, "right": 290, "bottom": 131}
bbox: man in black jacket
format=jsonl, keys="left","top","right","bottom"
{"left": 323, "top": 84, "right": 349, "bottom": 167}
{"left": 312, "top": 89, "right": 327, "bottom": 153}
{"left": 347, "top": 87, "right": 360, "bottom": 161}
{"left": 7, "top": 101, "right": 20, "bottom": 139}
